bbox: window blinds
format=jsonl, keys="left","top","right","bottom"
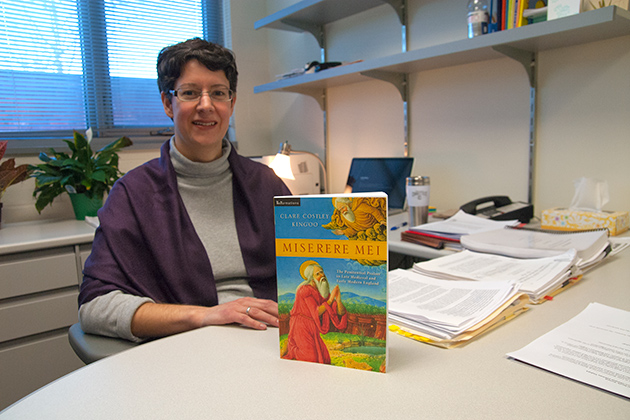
{"left": 0, "top": 0, "right": 226, "bottom": 143}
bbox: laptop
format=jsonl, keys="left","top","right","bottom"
{"left": 344, "top": 157, "right": 414, "bottom": 215}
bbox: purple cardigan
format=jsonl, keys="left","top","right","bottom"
{"left": 79, "top": 140, "right": 291, "bottom": 307}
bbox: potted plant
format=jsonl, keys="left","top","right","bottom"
{"left": 30, "top": 129, "right": 133, "bottom": 220}
{"left": 0, "top": 141, "right": 32, "bottom": 227}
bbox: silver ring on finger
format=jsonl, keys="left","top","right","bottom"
{"left": 246, "top": 306, "right": 251, "bottom": 316}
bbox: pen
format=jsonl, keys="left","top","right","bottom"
{"left": 390, "top": 222, "right": 408, "bottom": 231}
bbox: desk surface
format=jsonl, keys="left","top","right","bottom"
{"left": 0, "top": 219, "right": 95, "bottom": 255}
{"left": 388, "top": 212, "right": 455, "bottom": 259}
{"left": 2, "top": 251, "right": 629, "bottom": 419}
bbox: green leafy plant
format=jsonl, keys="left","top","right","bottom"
{"left": 30, "top": 129, "right": 133, "bottom": 213}
{"left": 0, "top": 140, "right": 31, "bottom": 201}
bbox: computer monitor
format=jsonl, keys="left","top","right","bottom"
{"left": 345, "top": 157, "right": 414, "bottom": 213}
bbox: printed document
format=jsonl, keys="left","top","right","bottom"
{"left": 388, "top": 269, "right": 520, "bottom": 339}
{"left": 409, "top": 210, "right": 519, "bottom": 239}
{"left": 412, "top": 249, "right": 577, "bottom": 302}
{"left": 507, "top": 302, "right": 630, "bottom": 398}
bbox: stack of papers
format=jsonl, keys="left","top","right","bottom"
{"left": 401, "top": 210, "right": 520, "bottom": 250}
{"left": 460, "top": 226, "right": 611, "bottom": 271}
{"left": 388, "top": 269, "right": 529, "bottom": 348}
{"left": 412, "top": 249, "right": 578, "bottom": 303}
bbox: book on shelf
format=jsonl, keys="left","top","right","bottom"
{"left": 412, "top": 249, "right": 580, "bottom": 304}
{"left": 498, "top": 0, "right": 546, "bottom": 30}
{"left": 274, "top": 193, "right": 388, "bottom": 373}
{"left": 388, "top": 269, "right": 529, "bottom": 348}
{"left": 547, "top": 0, "right": 582, "bottom": 20}
{"left": 460, "top": 226, "right": 611, "bottom": 270}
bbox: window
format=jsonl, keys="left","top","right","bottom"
{"left": 0, "top": 0, "right": 229, "bottom": 150}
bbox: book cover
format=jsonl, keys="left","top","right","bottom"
{"left": 547, "top": 0, "right": 582, "bottom": 20}
{"left": 274, "top": 193, "right": 388, "bottom": 373}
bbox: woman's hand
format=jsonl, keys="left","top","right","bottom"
{"left": 199, "top": 297, "right": 279, "bottom": 330}
{"left": 131, "top": 298, "right": 279, "bottom": 339}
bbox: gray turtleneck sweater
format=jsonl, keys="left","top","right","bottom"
{"left": 79, "top": 138, "right": 253, "bottom": 341}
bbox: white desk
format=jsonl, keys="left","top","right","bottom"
{"left": 388, "top": 211, "right": 455, "bottom": 260}
{"left": 2, "top": 250, "right": 629, "bottom": 419}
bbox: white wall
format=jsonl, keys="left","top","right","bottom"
{"left": 2, "top": 149, "right": 160, "bottom": 224}
{"left": 3, "top": 1, "right": 629, "bottom": 224}
{"left": 255, "top": 0, "right": 630, "bottom": 217}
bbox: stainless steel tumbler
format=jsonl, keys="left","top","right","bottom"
{"left": 406, "top": 176, "right": 430, "bottom": 226}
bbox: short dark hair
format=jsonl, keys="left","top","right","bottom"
{"left": 157, "top": 38, "right": 238, "bottom": 97}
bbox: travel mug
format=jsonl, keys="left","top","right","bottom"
{"left": 406, "top": 176, "right": 430, "bottom": 226}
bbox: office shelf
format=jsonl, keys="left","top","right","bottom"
{"left": 255, "top": 6, "right": 630, "bottom": 97}
{"left": 254, "top": 0, "right": 390, "bottom": 31}
{"left": 255, "top": 4, "right": 630, "bottom": 202}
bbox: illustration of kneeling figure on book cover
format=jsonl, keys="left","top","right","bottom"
{"left": 274, "top": 194, "right": 388, "bottom": 373}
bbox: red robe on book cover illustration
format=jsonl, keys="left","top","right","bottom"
{"left": 281, "top": 261, "right": 348, "bottom": 364}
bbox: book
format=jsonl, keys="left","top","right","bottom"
{"left": 400, "top": 229, "right": 463, "bottom": 250}
{"left": 388, "top": 269, "right": 529, "bottom": 348}
{"left": 274, "top": 193, "right": 388, "bottom": 372}
{"left": 507, "top": 0, "right": 516, "bottom": 29}
{"left": 460, "top": 226, "right": 611, "bottom": 269}
{"left": 547, "top": 0, "right": 582, "bottom": 20}
{"left": 516, "top": 0, "right": 528, "bottom": 27}
{"left": 412, "top": 249, "right": 579, "bottom": 303}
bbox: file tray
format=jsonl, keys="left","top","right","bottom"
{"left": 541, "top": 207, "right": 629, "bottom": 236}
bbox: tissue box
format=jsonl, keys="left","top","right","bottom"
{"left": 542, "top": 208, "right": 629, "bottom": 236}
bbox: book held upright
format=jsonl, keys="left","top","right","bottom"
{"left": 274, "top": 193, "right": 388, "bottom": 372}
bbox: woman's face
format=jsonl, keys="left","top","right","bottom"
{"left": 161, "top": 59, "right": 236, "bottom": 162}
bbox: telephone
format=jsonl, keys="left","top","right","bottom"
{"left": 460, "top": 195, "right": 533, "bottom": 223}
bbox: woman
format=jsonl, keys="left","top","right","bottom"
{"left": 78, "top": 38, "right": 291, "bottom": 341}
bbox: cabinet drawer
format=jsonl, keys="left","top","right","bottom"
{"left": 0, "top": 289, "right": 79, "bottom": 343}
{"left": 0, "top": 331, "right": 83, "bottom": 410}
{"left": 0, "top": 249, "right": 78, "bottom": 299}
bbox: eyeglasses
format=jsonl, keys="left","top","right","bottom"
{"left": 169, "top": 87, "right": 233, "bottom": 102}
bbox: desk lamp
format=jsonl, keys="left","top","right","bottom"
{"left": 269, "top": 141, "right": 328, "bottom": 194}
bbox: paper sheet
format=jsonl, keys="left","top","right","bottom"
{"left": 410, "top": 210, "right": 519, "bottom": 237}
{"left": 388, "top": 269, "right": 519, "bottom": 336}
{"left": 507, "top": 302, "right": 630, "bottom": 398}
{"left": 412, "top": 249, "right": 576, "bottom": 301}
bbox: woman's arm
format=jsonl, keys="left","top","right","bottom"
{"left": 130, "top": 297, "right": 279, "bottom": 339}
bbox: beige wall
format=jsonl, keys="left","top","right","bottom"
{"left": 255, "top": 0, "right": 630, "bottom": 217}
{"left": 3, "top": 1, "right": 629, "bottom": 224}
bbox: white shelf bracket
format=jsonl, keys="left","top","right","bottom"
{"left": 361, "top": 70, "right": 407, "bottom": 101}
{"left": 493, "top": 45, "right": 538, "bottom": 203}
{"left": 280, "top": 19, "right": 325, "bottom": 49}
{"left": 382, "top": 0, "right": 406, "bottom": 25}
{"left": 381, "top": 0, "right": 408, "bottom": 52}
{"left": 492, "top": 45, "right": 536, "bottom": 88}
{"left": 289, "top": 88, "right": 326, "bottom": 110}
{"left": 361, "top": 70, "right": 410, "bottom": 156}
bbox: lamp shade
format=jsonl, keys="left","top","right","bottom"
{"left": 269, "top": 153, "right": 295, "bottom": 180}
{"left": 268, "top": 141, "right": 327, "bottom": 193}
